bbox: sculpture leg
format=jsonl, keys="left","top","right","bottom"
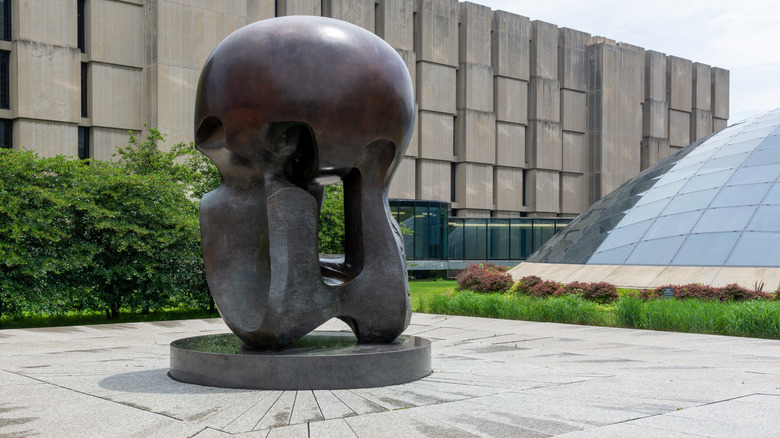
{"left": 339, "top": 141, "right": 411, "bottom": 342}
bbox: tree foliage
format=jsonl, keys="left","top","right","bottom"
{"left": 318, "top": 183, "right": 345, "bottom": 255}
{"left": 0, "top": 126, "right": 356, "bottom": 320}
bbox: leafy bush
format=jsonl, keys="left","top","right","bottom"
{"left": 318, "top": 183, "right": 345, "bottom": 254}
{"left": 638, "top": 288, "right": 663, "bottom": 300}
{"left": 456, "top": 263, "right": 513, "bottom": 293}
{"left": 527, "top": 280, "right": 560, "bottom": 298}
{"left": 581, "top": 282, "right": 619, "bottom": 304}
{"left": 719, "top": 283, "right": 771, "bottom": 302}
{"left": 560, "top": 281, "right": 588, "bottom": 296}
{"left": 0, "top": 130, "right": 214, "bottom": 319}
{"left": 511, "top": 275, "right": 543, "bottom": 295}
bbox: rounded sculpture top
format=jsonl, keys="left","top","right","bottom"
{"left": 194, "top": 16, "right": 415, "bottom": 180}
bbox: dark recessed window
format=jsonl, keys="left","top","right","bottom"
{"left": 0, "top": 51, "right": 8, "bottom": 109}
{"left": 450, "top": 163, "right": 457, "bottom": 202}
{"left": 81, "top": 63, "right": 88, "bottom": 118}
{"left": 0, "top": 118, "right": 11, "bottom": 149}
{"left": 77, "top": 0, "right": 85, "bottom": 52}
{"left": 78, "top": 126, "right": 90, "bottom": 159}
{"left": 0, "top": 0, "right": 10, "bottom": 42}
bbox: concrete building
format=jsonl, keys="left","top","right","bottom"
{"left": 3, "top": 0, "right": 729, "bottom": 220}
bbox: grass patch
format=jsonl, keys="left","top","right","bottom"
{"left": 409, "top": 279, "right": 457, "bottom": 311}
{"left": 0, "top": 308, "right": 219, "bottom": 330}
{"left": 2, "top": 279, "right": 455, "bottom": 330}
{"left": 421, "top": 291, "right": 780, "bottom": 340}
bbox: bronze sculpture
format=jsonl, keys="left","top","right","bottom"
{"left": 194, "top": 16, "right": 414, "bottom": 350}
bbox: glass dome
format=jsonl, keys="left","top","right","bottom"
{"left": 528, "top": 108, "right": 780, "bottom": 267}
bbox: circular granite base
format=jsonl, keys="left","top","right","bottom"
{"left": 168, "top": 331, "right": 431, "bottom": 390}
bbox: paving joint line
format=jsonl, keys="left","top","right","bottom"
{"left": 2, "top": 368, "right": 184, "bottom": 422}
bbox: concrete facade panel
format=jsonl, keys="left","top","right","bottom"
{"left": 89, "top": 0, "right": 144, "bottom": 67}
{"left": 526, "top": 120, "right": 562, "bottom": 170}
{"left": 323, "top": 0, "right": 375, "bottom": 32}
{"left": 558, "top": 28, "right": 588, "bottom": 92}
{"left": 376, "top": 0, "right": 414, "bottom": 51}
{"left": 642, "top": 99, "right": 668, "bottom": 138}
{"left": 458, "top": 1, "right": 492, "bottom": 66}
{"left": 526, "top": 169, "right": 559, "bottom": 214}
{"left": 156, "top": 64, "right": 200, "bottom": 135}
{"left": 561, "top": 89, "right": 586, "bottom": 133}
{"left": 416, "top": 159, "right": 451, "bottom": 202}
{"left": 644, "top": 50, "right": 667, "bottom": 101}
{"left": 417, "top": 62, "right": 457, "bottom": 114}
{"left": 692, "top": 62, "right": 711, "bottom": 110}
{"left": 456, "top": 63, "right": 493, "bottom": 112}
{"left": 667, "top": 55, "right": 692, "bottom": 111}
{"left": 495, "top": 122, "right": 525, "bottom": 168}
{"left": 91, "top": 127, "right": 140, "bottom": 161}
{"left": 13, "top": 41, "right": 81, "bottom": 123}
{"left": 277, "top": 0, "right": 322, "bottom": 16}
{"left": 415, "top": 0, "right": 459, "bottom": 67}
{"left": 691, "top": 108, "right": 713, "bottom": 141}
{"left": 711, "top": 67, "right": 730, "bottom": 119}
{"left": 560, "top": 172, "right": 585, "bottom": 214}
{"left": 418, "top": 111, "right": 454, "bottom": 160}
{"left": 641, "top": 137, "right": 670, "bottom": 170}
{"left": 713, "top": 117, "right": 728, "bottom": 132}
{"left": 247, "top": 0, "right": 276, "bottom": 22}
{"left": 530, "top": 20, "right": 558, "bottom": 80}
{"left": 91, "top": 64, "right": 143, "bottom": 130}
{"left": 528, "top": 77, "right": 560, "bottom": 122}
{"left": 562, "top": 131, "right": 585, "bottom": 174}
{"left": 494, "top": 166, "right": 523, "bottom": 212}
{"left": 158, "top": 1, "right": 248, "bottom": 70}
{"left": 455, "top": 162, "right": 493, "bottom": 210}
{"left": 14, "top": 119, "right": 78, "bottom": 157}
{"left": 16, "top": 0, "right": 77, "bottom": 47}
{"left": 493, "top": 77, "right": 527, "bottom": 125}
{"left": 455, "top": 110, "right": 496, "bottom": 164}
{"left": 587, "top": 42, "right": 643, "bottom": 202}
{"left": 397, "top": 49, "right": 417, "bottom": 93}
{"left": 406, "top": 103, "right": 420, "bottom": 158}
{"left": 490, "top": 10, "right": 530, "bottom": 80}
{"left": 669, "top": 109, "right": 691, "bottom": 147}
{"left": 388, "top": 156, "right": 416, "bottom": 199}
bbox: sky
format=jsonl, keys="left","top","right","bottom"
{"left": 473, "top": 0, "right": 780, "bottom": 124}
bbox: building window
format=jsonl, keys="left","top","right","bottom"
{"left": 0, "top": 119, "right": 11, "bottom": 149}
{"left": 78, "top": 127, "right": 89, "bottom": 159}
{"left": 77, "top": 0, "right": 86, "bottom": 52}
{"left": 81, "top": 63, "right": 88, "bottom": 117}
{"left": 0, "top": 51, "right": 8, "bottom": 109}
{"left": 0, "top": 0, "right": 10, "bottom": 42}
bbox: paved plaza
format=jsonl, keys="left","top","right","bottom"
{"left": 2, "top": 313, "right": 780, "bottom": 437}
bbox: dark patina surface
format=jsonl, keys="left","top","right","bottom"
{"left": 194, "top": 16, "right": 415, "bottom": 350}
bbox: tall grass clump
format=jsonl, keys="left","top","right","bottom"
{"left": 425, "top": 291, "right": 610, "bottom": 326}
{"left": 721, "top": 300, "right": 780, "bottom": 338}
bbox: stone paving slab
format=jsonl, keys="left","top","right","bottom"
{"left": 3, "top": 314, "right": 780, "bottom": 437}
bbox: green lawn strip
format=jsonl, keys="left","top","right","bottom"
{"left": 422, "top": 290, "right": 780, "bottom": 340}
{"left": 2, "top": 280, "right": 454, "bottom": 330}
{"left": 409, "top": 279, "right": 457, "bottom": 311}
{"left": 0, "top": 308, "right": 219, "bottom": 330}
